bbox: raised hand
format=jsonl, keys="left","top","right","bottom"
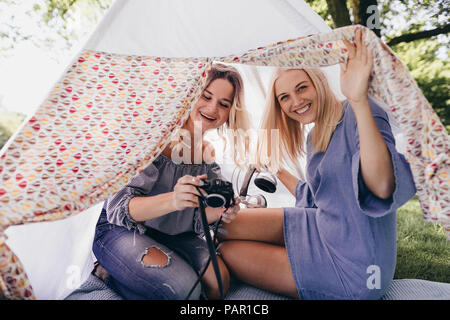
{"left": 340, "top": 27, "right": 374, "bottom": 106}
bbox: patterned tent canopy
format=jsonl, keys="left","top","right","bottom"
{"left": 0, "top": 0, "right": 448, "bottom": 300}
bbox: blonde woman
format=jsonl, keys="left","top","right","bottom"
{"left": 92, "top": 63, "right": 249, "bottom": 300}
{"left": 219, "top": 28, "right": 416, "bottom": 300}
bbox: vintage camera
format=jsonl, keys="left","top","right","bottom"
{"left": 199, "top": 179, "right": 235, "bottom": 209}
{"left": 237, "top": 166, "right": 277, "bottom": 208}
{"left": 254, "top": 171, "right": 277, "bottom": 193}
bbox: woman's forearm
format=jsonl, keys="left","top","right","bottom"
{"left": 129, "top": 191, "right": 224, "bottom": 224}
{"left": 128, "top": 192, "right": 177, "bottom": 222}
{"left": 351, "top": 99, "right": 395, "bottom": 199}
{"left": 276, "top": 168, "right": 299, "bottom": 196}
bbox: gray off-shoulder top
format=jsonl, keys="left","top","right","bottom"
{"left": 103, "top": 154, "right": 224, "bottom": 235}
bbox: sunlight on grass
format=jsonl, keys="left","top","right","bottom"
{"left": 395, "top": 197, "right": 450, "bottom": 282}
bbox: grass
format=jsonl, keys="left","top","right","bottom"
{"left": 395, "top": 196, "right": 450, "bottom": 283}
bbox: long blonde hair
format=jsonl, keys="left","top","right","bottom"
{"left": 173, "top": 63, "right": 250, "bottom": 166}
{"left": 209, "top": 63, "right": 250, "bottom": 168}
{"left": 257, "top": 68, "right": 343, "bottom": 174}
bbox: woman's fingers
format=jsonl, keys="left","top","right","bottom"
{"left": 367, "top": 48, "right": 373, "bottom": 69}
{"left": 177, "top": 174, "right": 209, "bottom": 196}
{"left": 180, "top": 175, "right": 199, "bottom": 186}
{"left": 343, "top": 39, "right": 356, "bottom": 60}
{"left": 173, "top": 174, "right": 211, "bottom": 210}
{"left": 221, "top": 201, "right": 240, "bottom": 223}
{"left": 343, "top": 27, "right": 373, "bottom": 71}
{"left": 356, "top": 28, "right": 363, "bottom": 59}
{"left": 181, "top": 200, "right": 199, "bottom": 209}
{"left": 178, "top": 183, "right": 203, "bottom": 197}
{"left": 360, "top": 30, "right": 368, "bottom": 61}
{"left": 345, "top": 28, "right": 370, "bottom": 62}
{"left": 172, "top": 190, "right": 199, "bottom": 210}
{"left": 176, "top": 188, "right": 198, "bottom": 201}
{"left": 180, "top": 174, "right": 207, "bottom": 185}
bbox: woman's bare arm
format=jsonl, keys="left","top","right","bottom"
{"left": 352, "top": 99, "right": 395, "bottom": 199}
{"left": 128, "top": 192, "right": 177, "bottom": 222}
{"left": 341, "top": 28, "right": 395, "bottom": 199}
{"left": 276, "top": 168, "right": 299, "bottom": 196}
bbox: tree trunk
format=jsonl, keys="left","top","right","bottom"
{"left": 349, "top": 0, "right": 381, "bottom": 37}
{"left": 325, "top": 0, "right": 352, "bottom": 27}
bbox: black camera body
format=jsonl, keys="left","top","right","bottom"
{"left": 199, "top": 178, "right": 235, "bottom": 209}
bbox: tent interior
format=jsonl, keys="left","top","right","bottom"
{"left": 1, "top": 0, "right": 448, "bottom": 300}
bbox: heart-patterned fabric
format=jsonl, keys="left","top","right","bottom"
{"left": 0, "top": 25, "right": 448, "bottom": 299}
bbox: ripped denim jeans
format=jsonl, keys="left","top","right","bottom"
{"left": 92, "top": 210, "right": 210, "bottom": 300}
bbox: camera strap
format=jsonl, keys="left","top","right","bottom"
{"left": 185, "top": 185, "right": 232, "bottom": 300}
{"left": 198, "top": 197, "right": 224, "bottom": 299}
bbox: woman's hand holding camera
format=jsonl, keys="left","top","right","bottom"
{"left": 220, "top": 197, "right": 240, "bottom": 223}
{"left": 172, "top": 174, "right": 240, "bottom": 224}
{"left": 172, "top": 174, "right": 207, "bottom": 211}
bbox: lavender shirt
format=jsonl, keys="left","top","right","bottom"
{"left": 103, "top": 154, "right": 224, "bottom": 235}
{"left": 284, "top": 99, "right": 416, "bottom": 300}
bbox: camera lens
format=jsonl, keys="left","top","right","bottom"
{"left": 244, "top": 195, "right": 267, "bottom": 208}
{"left": 254, "top": 176, "right": 276, "bottom": 193}
{"left": 205, "top": 194, "right": 226, "bottom": 208}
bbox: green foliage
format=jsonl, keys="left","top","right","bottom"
{"left": 395, "top": 197, "right": 450, "bottom": 282}
{"left": 0, "top": 122, "right": 11, "bottom": 151}
{"left": 380, "top": 0, "right": 449, "bottom": 43}
{"left": 41, "top": 0, "right": 113, "bottom": 51}
{"left": 306, "top": 0, "right": 449, "bottom": 40}
{"left": 43, "top": 0, "right": 112, "bottom": 22}
{"left": 305, "top": 0, "right": 450, "bottom": 129}
{"left": 0, "top": 0, "right": 113, "bottom": 57}
{"left": 305, "top": 0, "right": 335, "bottom": 28}
{"left": 0, "top": 111, "right": 26, "bottom": 150}
{"left": 391, "top": 39, "right": 449, "bottom": 128}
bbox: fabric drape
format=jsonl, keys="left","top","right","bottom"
{"left": 0, "top": 25, "right": 448, "bottom": 299}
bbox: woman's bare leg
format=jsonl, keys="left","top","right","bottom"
{"left": 202, "top": 256, "right": 230, "bottom": 300}
{"left": 218, "top": 207, "right": 298, "bottom": 298}
{"left": 219, "top": 208, "right": 285, "bottom": 245}
{"left": 219, "top": 240, "right": 299, "bottom": 299}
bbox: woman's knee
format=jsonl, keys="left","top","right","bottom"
{"left": 93, "top": 231, "right": 201, "bottom": 299}
{"left": 140, "top": 247, "right": 170, "bottom": 267}
{"left": 218, "top": 240, "right": 238, "bottom": 264}
{"left": 138, "top": 247, "right": 201, "bottom": 300}
{"left": 202, "top": 256, "right": 230, "bottom": 300}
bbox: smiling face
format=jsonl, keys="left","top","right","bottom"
{"left": 185, "top": 78, "right": 234, "bottom": 133}
{"left": 274, "top": 69, "right": 318, "bottom": 125}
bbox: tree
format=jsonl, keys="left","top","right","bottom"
{"left": 0, "top": 111, "right": 26, "bottom": 150}
{"left": 348, "top": 0, "right": 381, "bottom": 37}
{"left": 394, "top": 39, "right": 449, "bottom": 131}
{"left": 306, "top": 0, "right": 449, "bottom": 127}
{"left": 1, "top": 0, "right": 448, "bottom": 127}
{"left": 0, "top": 122, "right": 11, "bottom": 151}
{"left": 306, "top": 0, "right": 449, "bottom": 44}
{"left": 0, "top": 1, "right": 113, "bottom": 147}
{"left": 0, "top": 0, "right": 112, "bottom": 58}
{"left": 324, "top": 0, "right": 351, "bottom": 27}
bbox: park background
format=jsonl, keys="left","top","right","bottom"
{"left": 0, "top": 0, "right": 448, "bottom": 284}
